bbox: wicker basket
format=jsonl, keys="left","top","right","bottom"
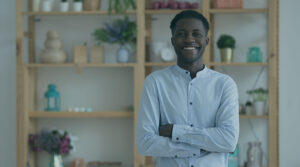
{"left": 213, "top": 0, "right": 243, "bottom": 8}
{"left": 87, "top": 161, "right": 121, "bottom": 167}
{"left": 83, "top": 0, "right": 101, "bottom": 11}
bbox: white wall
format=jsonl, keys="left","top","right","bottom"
{"left": 0, "top": 0, "right": 17, "bottom": 167}
{"left": 0, "top": 0, "right": 300, "bottom": 166}
{"left": 279, "top": 0, "right": 300, "bottom": 167}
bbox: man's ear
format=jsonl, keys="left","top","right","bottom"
{"left": 171, "top": 36, "right": 175, "bottom": 46}
{"left": 205, "top": 37, "right": 209, "bottom": 45}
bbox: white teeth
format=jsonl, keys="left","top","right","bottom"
{"left": 183, "top": 47, "right": 195, "bottom": 50}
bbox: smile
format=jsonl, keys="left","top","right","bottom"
{"left": 182, "top": 46, "right": 200, "bottom": 50}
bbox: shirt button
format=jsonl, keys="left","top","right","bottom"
{"left": 175, "top": 155, "right": 178, "bottom": 158}
{"left": 190, "top": 102, "right": 193, "bottom": 105}
{"left": 190, "top": 124, "right": 194, "bottom": 127}
{"left": 190, "top": 83, "right": 193, "bottom": 85}
{"left": 191, "top": 165, "right": 194, "bottom": 167}
{"left": 193, "top": 153, "right": 196, "bottom": 156}
{"left": 176, "top": 137, "right": 179, "bottom": 140}
{"left": 186, "top": 71, "right": 188, "bottom": 74}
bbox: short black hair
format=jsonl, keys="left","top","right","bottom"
{"left": 170, "top": 10, "right": 210, "bottom": 35}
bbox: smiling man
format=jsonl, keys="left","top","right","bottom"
{"left": 136, "top": 10, "right": 239, "bottom": 167}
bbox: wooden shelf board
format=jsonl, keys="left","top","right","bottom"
{"left": 26, "top": 63, "right": 137, "bottom": 68}
{"left": 209, "top": 8, "right": 268, "bottom": 14}
{"left": 23, "top": 10, "right": 136, "bottom": 16}
{"left": 145, "top": 62, "right": 176, "bottom": 67}
{"left": 145, "top": 9, "right": 202, "bottom": 14}
{"left": 29, "top": 111, "right": 133, "bottom": 118}
{"left": 209, "top": 62, "right": 268, "bottom": 66}
{"left": 239, "top": 115, "right": 268, "bottom": 119}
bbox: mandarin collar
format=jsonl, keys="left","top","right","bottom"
{"left": 173, "top": 64, "right": 208, "bottom": 78}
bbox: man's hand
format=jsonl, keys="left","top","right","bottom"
{"left": 159, "top": 124, "right": 173, "bottom": 138}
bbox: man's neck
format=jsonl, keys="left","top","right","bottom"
{"left": 177, "top": 61, "right": 205, "bottom": 79}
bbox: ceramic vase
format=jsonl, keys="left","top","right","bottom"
{"left": 41, "top": 0, "right": 52, "bottom": 12}
{"left": 117, "top": 45, "right": 130, "bottom": 63}
{"left": 73, "top": 2, "right": 83, "bottom": 12}
{"left": 60, "top": 2, "right": 69, "bottom": 12}
{"left": 40, "top": 31, "right": 67, "bottom": 63}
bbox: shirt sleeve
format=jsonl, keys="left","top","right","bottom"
{"left": 136, "top": 75, "right": 202, "bottom": 158}
{"left": 171, "top": 77, "right": 239, "bottom": 153}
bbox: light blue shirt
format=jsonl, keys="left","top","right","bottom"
{"left": 136, "top": 65, "right": 239, "bottom": 167}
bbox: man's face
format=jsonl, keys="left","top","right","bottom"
{"left": 171, "top": 18, "right": 209, "bottom": 64}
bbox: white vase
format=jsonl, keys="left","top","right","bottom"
{"left": 254, "top": 101, "right": 266, "bottom": 115}
{"left": 117, "top": 45, "right": 130, "bottom": 63}
{"left": 60, "top": 2, "right": 69, "bottom": 12}
{"left": 73, "top": 2, "right": 83, "bottom": 12}
{"left": 41, "top": 0, "right": 52, "bottom": 12}
{"left": 33, "top": 0, "right": 41, "bottom": 11}
{"left": 245, "top": 106, "right": 253, "bottom": 115}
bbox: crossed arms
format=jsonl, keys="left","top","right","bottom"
{"left": 136, "top": 76, "right": 239, "bottom": 158}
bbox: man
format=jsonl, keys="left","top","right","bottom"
{"left": 136, "top": 10, "right": 239, "bottom": 167}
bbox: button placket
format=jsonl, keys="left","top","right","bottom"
{"left": 187, "top": 80, "right": 194, "bottom": 128}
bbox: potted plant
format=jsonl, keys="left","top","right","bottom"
{"left": 29, "top": 129, "right": 75, "bottom": 167}
{"left": 247, "top": 88, "right": 268, "bottom": 115}
{"left": 60, "top": 0, "right": 69, "bottom": 12}
{"left": 92, "top": 16, "right": 137, "bottom": 63}
{"left": 108, "top": 0, "right": 136, "bottom": 14}
{"left": 245, "top": 101, "right": 253, "bottom": 115}
{"left": 73, "top": 0, "right": 83, "bottom": 12}
{"left": 217, "top": 34, "right": 236, "bottom": 62}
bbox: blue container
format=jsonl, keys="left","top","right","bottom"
{"left": 44, "top": 84, "right": 60, "bottom": 111}
{"left": 228, "top": 145, "right": 239, "bottom": 167}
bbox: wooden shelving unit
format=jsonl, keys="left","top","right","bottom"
{"left": 26, "top": 63, "right": 137, "bottom": 68}
{"left": 23, "top": 10, "right": 137, "bottom": 16}
{"left": 29, "top": 111, "right": 133, "bottom": 118}
{"left": 209, "top": 62, "right": 268, "bottom": 66}
{"left": 16, "top": 1, "right": 278, "bottom": 167}
{"left": 208, "top": 8, "right": 268, "bottom": 13}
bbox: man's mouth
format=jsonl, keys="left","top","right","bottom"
{"left": 182, "top": 46, "right": 201, "bottom": 50}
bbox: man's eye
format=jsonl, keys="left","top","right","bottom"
{"left": 176, "top": 32, "right": 185, "bottom": 37}
{"left": 193, "top": 32, "right": 202, "bottom": 37}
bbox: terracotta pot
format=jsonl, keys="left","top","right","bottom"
{"left": 83, "top": 0, "right": 101, "bottom": 11}
{"left": 214, "top": 0, "right": 243, "bottom": 8}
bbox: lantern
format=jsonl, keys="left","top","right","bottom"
{"left": 44, "top": 84, "right": 60, "bottom": 111}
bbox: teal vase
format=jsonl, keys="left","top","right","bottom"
{"left": 49, "top": 154, "right": 64, "bottom": 167}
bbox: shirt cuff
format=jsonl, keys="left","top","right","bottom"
{"left": 172, "top": 124, "right": 189, "bottom": 143}
{"left": 172, "top": 150, "right": 201, "bottom": 158}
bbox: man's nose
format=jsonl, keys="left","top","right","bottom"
{"left": 184, "top": 33, "right": 195, "bottom": 43}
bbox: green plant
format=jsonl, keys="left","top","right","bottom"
{"left": 61, "top": 0, "right": 67, "bottom": 2}
{"left": 92, "top": 16, "right": 137, "bottom": 47}
{"left": 217, "top": 34, "right": 236, "bottom": 49}
{"left": 245, "top": 101, "right": 252, "bottom": 106}
{"left": 108, "top": 0, "right": 136, "bottom": 14}
{"left": 247, "top": 88, "right": 268, "bottom": 101}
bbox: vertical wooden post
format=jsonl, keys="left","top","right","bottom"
{"left": 134, "top": 0, "right": 146, "bottom": 167}
{"left": 202, "top": 0, "right": 211, "bottom": 68}
{"left": 268, "top": 0, "right": 279, "bottom": 166}
{"left": 16, "top": 0, "right": 26, "bottom": 166}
